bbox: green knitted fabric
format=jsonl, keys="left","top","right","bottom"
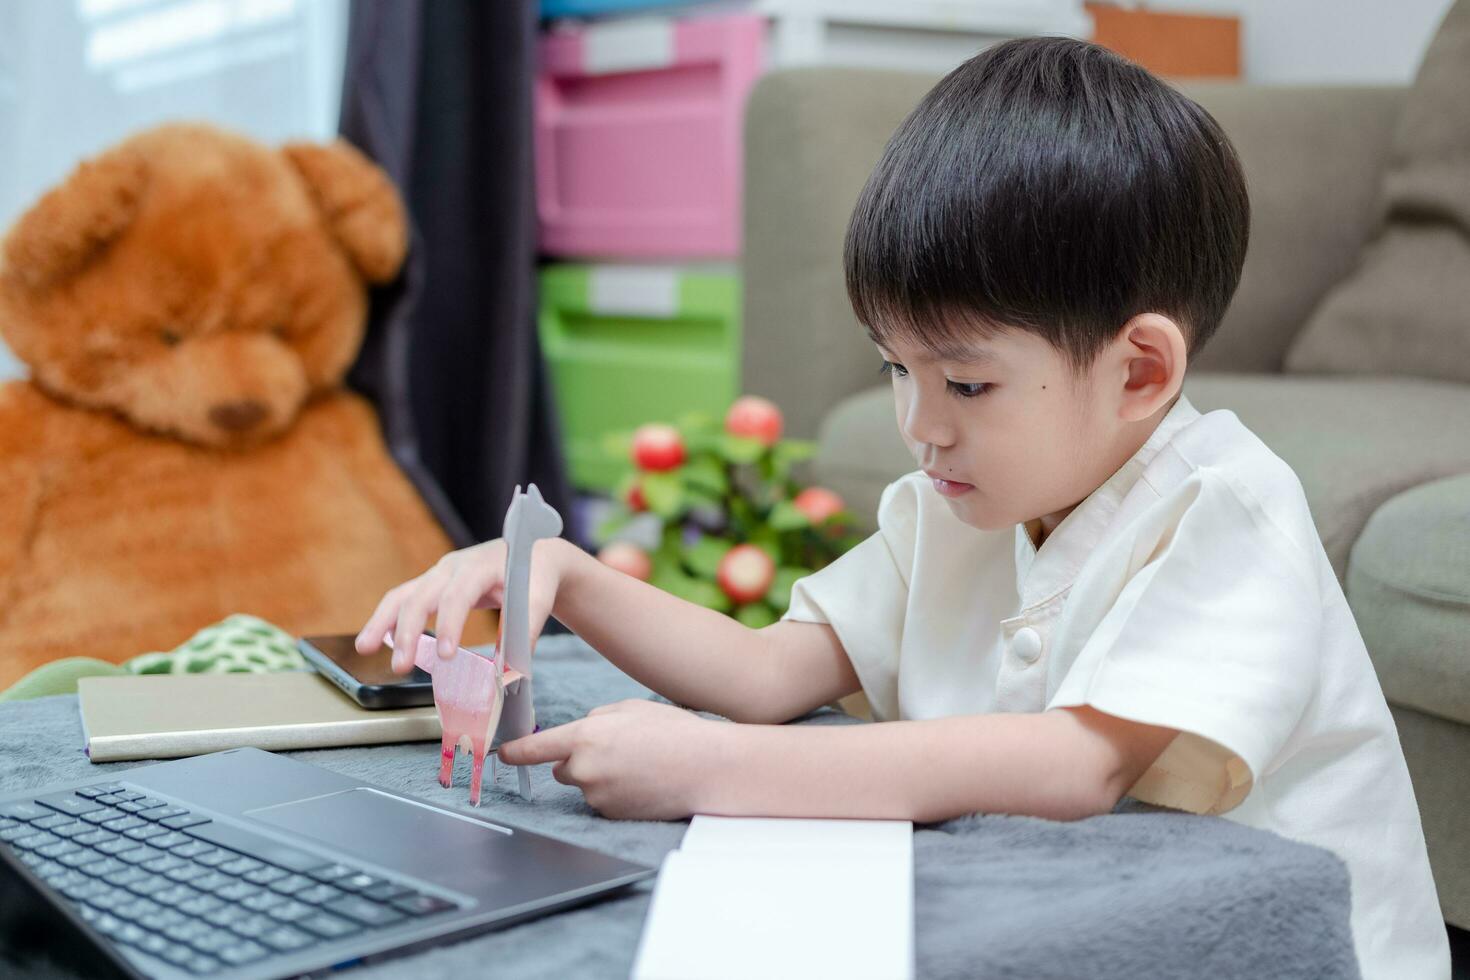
{"left": 0, "top": 614, "right": 306, "bottom": 701}
{"left": 124, "top": 615, "right": 305, "bottom": 675}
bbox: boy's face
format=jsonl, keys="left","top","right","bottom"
{"left": 876, "top": 326, "right": 1135, "bottom": 535}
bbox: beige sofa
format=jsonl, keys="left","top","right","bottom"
{"left": 741, "top": 68, "right": 1470, "bottom": 927}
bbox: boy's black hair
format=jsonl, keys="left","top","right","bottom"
{"left": 844, "top": 36, "right": 1250, "bottom": 370}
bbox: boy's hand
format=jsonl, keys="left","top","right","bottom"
{"left": 356, "top": 538, "right": 570, "bottom": 672}
{"left": 498, "top": 700, "right": 727, "bottom": 820}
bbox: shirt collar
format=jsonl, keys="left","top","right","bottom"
{"left": 1013, "top": 394, "right": 1201, "bottom": 610}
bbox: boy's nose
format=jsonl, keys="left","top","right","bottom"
{"left": 900, "top": 392, "right": 956, "bottom": 449}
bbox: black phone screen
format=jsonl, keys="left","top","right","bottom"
{"left": 298, "top": 634, "right": 434, "bottom": 708}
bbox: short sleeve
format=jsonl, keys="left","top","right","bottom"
{"left": 780, "top": 477, "right": 919, "bottom": 721}
{"left": 1046, "top": 471, "right": 1321, "bottom": 815}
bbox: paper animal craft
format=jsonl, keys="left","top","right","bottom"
{"left": 386, "top": 484, "right": 563, "bottom": 806}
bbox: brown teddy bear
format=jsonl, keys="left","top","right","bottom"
{"left": 0, "top": 123, "right": 482, "bottom": 689}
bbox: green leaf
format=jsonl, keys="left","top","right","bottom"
{"left": 676, "top": 411, "right": 718, "bottom": 434}
{"left": 773, "top": 439, "right": 817, "bottom": 464}
{"left": 594, "top": 508, "right": 633, "bottom": 545}
{"left": 766, "top": 566, "right": 808, "bottom": 612}
{"left": 734, "top": 602, "right": 778, "bottom": 629}
{"left": 683, "top": 535, "right": 734, "bottom": 579}
{"left": 601, "top": 430, "right": 634, "bottom": 460}
{"left": 641, "top": 471, "right": 686, "bottom": 519}
{"left": 682, "top": 456, "right": 729, "bottom": 495}
{"left": 766, "top": 500, "right": 809, "bottom": 532}
{"left": 717, "top": 434, "right": 767, "bottom": 465}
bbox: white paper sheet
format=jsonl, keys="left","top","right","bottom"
{"left": 631, "top": 815, "right": 914, "bottom": 980}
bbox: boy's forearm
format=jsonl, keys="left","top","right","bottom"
{"left": 549, "top": 540, "right": 774, "bottom": 721}
{"left": 694, "top": 711, "right": 1117, "bottom": 823}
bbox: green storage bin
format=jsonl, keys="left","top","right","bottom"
{"left": 539, "top": 264, "right": 742, "bottom": 491}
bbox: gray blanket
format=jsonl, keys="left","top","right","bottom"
{"left": 0, "top": 635, "right": 1358, "bottom": 979}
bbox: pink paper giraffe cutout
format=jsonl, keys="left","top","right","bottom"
{"left": 389, "top": 483, "right": 562, "bottom": 806}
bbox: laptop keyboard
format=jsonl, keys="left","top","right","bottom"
{"left": 0, "top": 783, "right": 462, "bottom": 975}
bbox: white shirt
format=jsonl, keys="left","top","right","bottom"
{"left": 782, "top": 395, "right": 1449, "bottom": 980}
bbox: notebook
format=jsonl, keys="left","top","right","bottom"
{"left": 631, "top": 815, "right": 914, "bottom": 980}
{"left": 76, "top": 670, "right": 440, "bottom": 762}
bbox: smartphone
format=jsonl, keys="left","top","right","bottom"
{"left": 297, "top": 633, "right": 435, "bottom": 709}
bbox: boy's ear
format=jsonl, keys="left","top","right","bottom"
{"left": 2, "top": 148, "right": 148, "bottom": 290}
{"left": 281, "top": 139, "right": 408, "bottom": 284}
{"left": 1113, "top": 313, "right": 1187, "bottom": 422}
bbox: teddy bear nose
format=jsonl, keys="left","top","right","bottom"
{"left": 209, "top": 400, "right": 268, "bottom": 432}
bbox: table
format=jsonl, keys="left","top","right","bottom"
{"left": 0, "top": 635, "right": 1359, "bottom": 978}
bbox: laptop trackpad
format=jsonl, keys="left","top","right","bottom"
{"left": 247, "top": 788, "right": 515, "bottom": 892}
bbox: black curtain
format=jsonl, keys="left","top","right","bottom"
{"left": 338, "top": 0, "right": 574, "bottom": 550}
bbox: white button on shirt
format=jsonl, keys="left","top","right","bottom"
{"left": 782, "top": 395, "right": 1449, "bottom": 980}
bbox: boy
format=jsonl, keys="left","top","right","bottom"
{"left": 359, "top": 37, "right": 1448, "bottom": 978}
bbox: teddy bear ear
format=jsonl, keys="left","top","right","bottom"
{"left": 282, "top": 139, "right": 409, "bottom": 284}
{"left": 1, "top": 148, "right": 148, "bottom": 290}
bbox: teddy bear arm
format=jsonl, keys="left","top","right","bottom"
{"left": 0, "top": 404, "right": 46, "bottom": 620}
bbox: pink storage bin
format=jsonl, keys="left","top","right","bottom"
{"left": 535, "top": 14, "right": 765, "bottom": 259}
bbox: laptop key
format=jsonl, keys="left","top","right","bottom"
{"left": 123, "top": 824, "right": 169, "bottom": 842}
{"left": 58, "top": 850, "right": 107, "bottom": 870}
{"left": 243, "top": 865, "right": 287, "bottom": 885}
{"left": 141, "top": 853, "right": 186, "bottom": 873}
{"left": 74, "top": 828, "right": 116, "bottom": 846}
{"left": 335, "top": 872, "right": 380, "bottom": 892}
{"left": 299, "top": 912, "right": 361, "bottom": 939}
{"left": 266, "top": 900, "right": 314, "bottom": 924}
{"left": 0, "top": 801, "right": 50, "bottom": 822}
{"left": 36, "top": 840, "right": 80, "bottom": 860}
{"left": 260, "top": 925, "right": 314, "bottom": 952}
{"left": 242, "top": 891, "right": 286, "bottom": 912}
{"left": 363, "top": 880, "right": 415, "bottom": 902}
{"left": 76, "top": 784, "right": 122, "bottom": 799}
{"left": 185, "top": 954, "right": 221, "bottom": 975}
{"left": 161, "top": 813, "right": 211, "bottom": 830}
{"left": 219, "top": 856, "right": 264, "bottom": 876}
{"left": 35, "top": 793, "right": 104, "bottom": 817}
{"left": 102, "top": 816, "right": 145, "bottom": 833}
{"left": 191, "top": 929, "right": 237, "bottom": 954}
{"left": 325, "top": 895, "right": 405, "bottom": 927}
{"left": 217, "top": 941, "right": 268, "bottom": 966}
{"left": 95, "top": 838, "right": 139, "bottom": 856}
{"left": 31, "top": 813, "right": 79, "bottom": 831}
{"left": 269, "top": 873, "right": 314, "bottom": 895}
{"left": 308, "top": 864, "right": 356, "bottom": 885}
{"left": 81, "top": 857, "right": 128, "bottom": 878}
{"left": 296, "top": 883, "right": 344, "bottom": 905}
{"left": 48, "top": 821, "right": 92, "bottom": 839}
{"left": 0, "top": 824, "right": 32, "bottom": 842}
{"left": 105, "top": 867, "right": 149, "bottom": 888}
{"left": 164, "top": 863, "right": 209, "bottom": 884}
{"left": 193, "top": 871, "right": 233, "bottom": 893}
{"left": 184, "top": 821, "right": 328, "bottom": 873}
{"left": 13, "top": 831, "right": 60, "bottom": 850}
{"left": 117, "top": 844, "right": 164, "bottom": 864}
{"left": 81, "top": 807, "right": 128, "bottom": 825}
{"left": 228, "top": 914, "right": 275, "bottom": 940}
{"left": 112, "top": 790, "right": 145, "bottom": 802}
{"left": 194, "top": 848, "right": 233, "bottom": 868}
{"left": 179, "top": 894, "right": 224, "bottom": 916}
{"left": 150, "top": 831, "right": 193, "bottom": 850}
{"left": 143, "top": 806, "right": 190, "bottom": 822}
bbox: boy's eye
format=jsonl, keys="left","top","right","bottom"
{"left": 878, "top": 360, "right": 908, "bottom": 379}
{"left": 948, "top": 381, "right": 991, "bottom": 399}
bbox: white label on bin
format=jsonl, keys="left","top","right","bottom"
{"left": 590, "top": 267, "right": 680, "bottom": 318}
{"left": 584, "top": 18, "right": 675, "bottom": 75}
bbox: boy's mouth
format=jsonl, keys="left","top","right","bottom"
{"left": 925, "top": 470, "right": 974, "bottom": 497}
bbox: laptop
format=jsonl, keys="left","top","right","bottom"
{"left": 0, "top": 747, "right": 656, "bottom": 979}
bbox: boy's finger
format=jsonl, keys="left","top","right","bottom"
{"left": 497, "top": 724, "right": 577, "bottom": 766}
{"left": 357, "top": 584, "right": 409, "bottom": 654}
{"left": 434, "top": 569, "right": 491, "bottom": 659}
{"left": 392, "top": 577, "right": 444, "bottom": 672}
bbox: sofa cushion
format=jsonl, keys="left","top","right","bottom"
{"left": 1184, "top": 374, "right": 1470, "bottom": 580}
{"left": 1285, "top": 0, "right": 1470, "bottom": 384}
{"left": 814, "top": 373, "right": 1470, "bottom": 585}
{"left": 1350, "top": 474, "right": 1470, "bottom": 727}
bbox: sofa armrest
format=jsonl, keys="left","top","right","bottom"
{"left": 742, "top": 69, "right": 1406, "bottom": 435}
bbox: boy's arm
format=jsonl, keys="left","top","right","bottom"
{"left": 550, "top": 540, "right": 860, "bottom": 724}
{"left": 696, "top": 705, "right": 1180, "bottom": 823}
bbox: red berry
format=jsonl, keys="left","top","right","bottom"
{"left": 597, "top": 542, "right": 653, "bottom": 582}
{"left": 626, "top": 484, "right": 647, "bottom": 512}
{"left": 631, "top": 424, "right": 685, "bottom": 472}
{"left": 793, "top": 486, "right": 845, "bottom": 524}
{"left": 724, "top": 396, "right": 783, "bottom": 446}
{"left": 716, "top": 544, "right": 776, "bottom": 605}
